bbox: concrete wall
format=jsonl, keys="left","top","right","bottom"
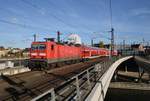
{"left": 86, "top": 56, "right": 133, "bottom": 101}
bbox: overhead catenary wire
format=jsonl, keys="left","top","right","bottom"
{"left": 21, "top": 0, "right": 99, "bottom": 41}
{"left": 21, "top": 0, "right": 78, "bottom": 29}
{"left": 46, "top": 0, "right": 93, "bottom": 32}
{"left": 109, "top": 0, "right": 113, "bottom": 28}
{"left": 22, "top": 0, "right": 102, "bottom": 34}
{"left": 0, "top": 19, "right": 55, "bottom": 31}
{"left": 0, "top": 7, "right": 29, "bottom": 20}
{"left": 109, "top": 0, "right": 114, "bottom": 52}
{"left": 91, "top": 32, "right": 111, "bottom": 40}
{"left": 0, "top": 7, "right": 58, "bottom": 33}
{"left": 0, "top": 0, "right": 113, "bottom": 43}
{"left": 0, "top": 2, "right": 56, "bottom": 32}
{"left": 47, "top": 0, "right": 67, "bottom": 15}
{"left": 88, "top": 0, "right": 115, "bottom": 43}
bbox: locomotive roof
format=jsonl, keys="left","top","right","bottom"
{"left": 32, "top": 41, "right": 109, "bottom": 50}
{"left": 32, "top": 41, "right": 81, "bottom": 47}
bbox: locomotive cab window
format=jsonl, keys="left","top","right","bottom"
{"left": 51, "top": 45, "right": 54, "bottom": 50}
{"left": 31, "top": 44, "right": 38, "bottom": 50}
{"left": 31, "top": 44, "right": 46, "bottom": 50}
{"left": 39, "top": 44, "right": 46, "bottom": 50}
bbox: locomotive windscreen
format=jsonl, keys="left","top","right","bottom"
{"left": 31, "top": 44, "right": 46, "bottom": 50}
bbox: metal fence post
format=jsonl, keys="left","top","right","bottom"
{"left": 103, "top": 61, "right": 106, "bottom": 69}
{"left": 75, "top": 76, "right": 81, "bottom": 101}
{"left": 86, "top": 70, "right": 91, "bottom": 90}
{"left": 51, "top": 88, "right": 56, "bottom": 101}
{"left": 102, "top": 62, "right": 104, "bottom": 70}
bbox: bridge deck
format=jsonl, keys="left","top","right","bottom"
{"left": 0, "top": 56, "right": 134, "bottom": 101}
{"left": 0, "top": 57, "right": 110, "bottom": 101}
{"left": 134, "top": 56, "right": 150, "bottom": 73}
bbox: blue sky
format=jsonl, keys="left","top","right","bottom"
{"left": 0, "top": 0, "right": 150, "bottom": 48}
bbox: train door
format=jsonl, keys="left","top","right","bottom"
{"left": 50, "top": 44, "right": 55, "bottom": 58}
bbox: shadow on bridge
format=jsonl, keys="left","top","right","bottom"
{"left": 1, "top": 74, "right": 36, "bottom": 100}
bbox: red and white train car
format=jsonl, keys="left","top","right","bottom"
{"left": 29, "top": 39, "right": 117, "bottom": 70}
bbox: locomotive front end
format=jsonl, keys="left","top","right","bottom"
{"left": 29, "top": 42, "right": 48, "bottom": 70}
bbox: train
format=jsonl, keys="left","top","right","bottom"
{"left": 29, "top": 38, "right": 117, "bottom": 70}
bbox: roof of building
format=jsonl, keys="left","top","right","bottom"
{"left": 0, "top": 46, "right": 5, "bottom": 50}
{"left": 131, "top": 44, "right": 141, "bottom": 48}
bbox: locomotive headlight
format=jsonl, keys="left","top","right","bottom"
{"left": 39, "top": 53, "right": 46, "bottom": 56}
{"left": 31, "top": 53, "right": 37, "bottom": 56}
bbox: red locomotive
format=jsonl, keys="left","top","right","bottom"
{"left": 29, "top": 36, "right": 117, "bottom": 70}
{"left": 29, "top": 39, "right": 82, "bottom": 70}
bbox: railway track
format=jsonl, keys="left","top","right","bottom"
{"left": 0, "top": 57, "right": 109, "bottom": 101}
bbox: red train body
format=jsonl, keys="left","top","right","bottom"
{"left": 29, "top": 40, "right": 117, "bottom": 70}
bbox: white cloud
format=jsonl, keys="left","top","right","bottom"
{"left": 69, "top": 13, "right": 80, "bottom": 18}
{"left": 10, "top": 17, "right": 18, "bottom": 23}
{"left": 39, "top": 8, "right": 46, "bottom": 15}
{"left": 130, "top": 8, "right": 150, "bottom": 16}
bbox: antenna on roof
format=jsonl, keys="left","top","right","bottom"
{"left": 57, "top": 31, "right": 61, "bottom": 43}
{"left": 33, "top": 34, "right": 36, "bottom": 42}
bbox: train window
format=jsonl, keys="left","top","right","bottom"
{"left": 39, "top": 44, "right": 46, "bottom": 50}
{"left": 51, "top": 45, "right": 54, "bottom": 50}
{"left": 31, "top": 44, "right": 38, "bottom": 50}
{"left": 31, "top": 44, "right": 46, "bottom": 50}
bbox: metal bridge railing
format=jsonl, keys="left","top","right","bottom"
{"left": 31, "top": 57, "right": 119, "bottom": 101}
{"left": 31, "top": 88, "right": 56, "bottom": 101}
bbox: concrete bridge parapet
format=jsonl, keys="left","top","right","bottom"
{"left": 86, "top": 56, "right": 133, "bottom": 101}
